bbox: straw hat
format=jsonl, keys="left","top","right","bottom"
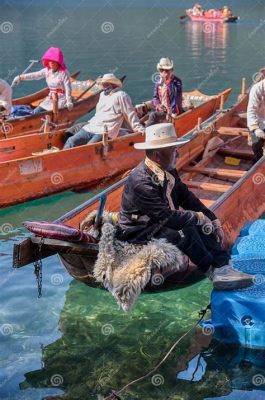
{"left": 134, "top": 123, "right": 189, "bottom": 150}
{"left": 97, "top": 73, "right": 122, "bottom": 88}
{"left": 157, "top": 57, "right": 174, "bottom": 71}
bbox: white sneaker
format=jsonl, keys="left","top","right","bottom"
{"left": 207, "top": 263, "right": 254, "bottom": 291}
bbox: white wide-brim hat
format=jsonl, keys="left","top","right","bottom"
{"left": 134, "top": 123, "right": 189, "bottom": 150}
{"left": 97, "top": 73, "right": 122, "bottom": 88}
{"left": 157, "top": 57, "right": 174, "bottom": 71}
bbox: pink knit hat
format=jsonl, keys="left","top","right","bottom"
{"left": 42, "top": 47, "right": 66, "bottom": 71}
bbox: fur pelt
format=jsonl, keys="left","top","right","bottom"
{"left": 93, "top": 223, "right": 186, "bottom": 312}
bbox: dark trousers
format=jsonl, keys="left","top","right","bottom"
{"left": 145, "top": 110, "right": 167, "bottom": 127}
{"left": 154, "top": 226, "right": 230, "bottom": 273}
{"left": 249, "top": 130, "right": 265, "bottom": 163}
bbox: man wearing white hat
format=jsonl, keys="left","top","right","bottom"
{"left": 64, "top": 73, "right": 144, "bottom": 149}
{"left": 247, "top": 77, "right": 265, "bottom": 162}
{"left": 0, "top": 79, "right": 12, "bottom": 117}
{"left": 116, "top": 123, "right": 253, "bottom": 290}
{"left": 146, "top": 57, "right": 183, "bottom": 127}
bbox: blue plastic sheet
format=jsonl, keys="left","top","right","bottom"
{"left": 202, "top": 219, "right": 265, "bottom": 348}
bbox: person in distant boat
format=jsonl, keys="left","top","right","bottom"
{"left": 145, "top": 58, "right": 183, "bottom": 127}
{"left": 222, "top": 6, "right": 232, "bottom": 18}
{"left": 192, "top": 3, "right": 203, "bottom": 16}
{"left": 63, "top": 73, "right": 145, "bottom": 149}
{"left": 12, "top": 47, "right": 73, "bottom": 114}
{"left": 247, "top": 78, "right": 265, "bottom": 162}
{"left": 116, "top": 123, "right": 254, "bottom": 291}
{"left": 0, "top": 79, "right": 12, "bottom": 117}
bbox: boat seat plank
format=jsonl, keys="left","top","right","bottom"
{"left": 218, "top": 147, "right": 253, "bottom": 159}
{"left": 217, "top": 127, "right": 249, "bottom": 137}
{"left": 183, "top": 166, "right": 246, "bottom": 180}
{"left": 183, "top": 180, "right": 232, "bottom": 192}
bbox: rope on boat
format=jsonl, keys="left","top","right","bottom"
{"left": 103, "top": 304, "right": 211, "bottom": 400}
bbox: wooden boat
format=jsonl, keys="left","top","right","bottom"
{"left": 0, "top": 88, "right": 231, "bottom": 207}
{"left": 186, "top": 10, "right": 239, "bottom": 23}
{"left": 0, "top": 73, "right": 103, "bottom": 139}
{"left": 13, "top": 91, "right": 265, "bottom": 293}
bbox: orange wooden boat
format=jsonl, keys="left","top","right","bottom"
{"left": 13, "top": 92, "right": 265, "bottom": 292}
{"left": 0, "top": 88, "right": 231, "bottom": 207}
{"left": 0, "top": 73, "right": 103, "bottom": 138}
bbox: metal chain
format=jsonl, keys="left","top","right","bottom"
{"left": 33, "top": 238, "right": 43, "bottom": 298}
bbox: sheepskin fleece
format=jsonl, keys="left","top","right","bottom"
{"left": 93, "top": 223, "right": 186, "bottom": 312}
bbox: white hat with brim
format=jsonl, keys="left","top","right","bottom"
{"left": 97, "top": 73, "right": 122, "bottom": 88}
{"left": 134, "top": 123, "right": 189, "bottom": 150}
{"left": 157, "top": 57, "right": 174, "bottom": 71}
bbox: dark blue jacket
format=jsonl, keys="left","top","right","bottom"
{"left": 153, "top": 75, "right": 183, "bottom": 114}
{"left": 116, "top": 161, "right": 216, "bottom": 244}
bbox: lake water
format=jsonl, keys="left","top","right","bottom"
{"left": 0, "top": 0, "right": 265, "bottom": 399}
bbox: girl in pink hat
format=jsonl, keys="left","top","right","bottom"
{"left": 12, "top": 47, "right": 73, "bottom": 114}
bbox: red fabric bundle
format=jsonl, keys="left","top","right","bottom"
{"left": 23, "top": 221, "right": 97, "bottom": 243}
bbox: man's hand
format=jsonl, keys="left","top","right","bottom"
{"left": 12, "top": 76, "right": 21, "bottom": 86}
{"left": 212, "top": 219, "right": 225, "bottom": 246}
{"left": 157, "top": 104, "right": 167, "bottom": 112}
{"left": 254, "top": 128, "right": 265, "bottom": 139}
{"left": 67, "top": 101, "right": 74, "bottom": 111}
{"left": 196, "top": 211, "right": 214, "bottom": 234}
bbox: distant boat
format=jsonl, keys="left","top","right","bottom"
{"left": 185, "top": 10, "right": 239, "bottom": 23}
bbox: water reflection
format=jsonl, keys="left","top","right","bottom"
{"left": 176, "top": 332, "right": 265, "bottom": 399}
{"left": 17, "top": 278, "right": 265, "bottom": 399}
{"left": 185, "top": 20, "right": 229, "bottom": 52}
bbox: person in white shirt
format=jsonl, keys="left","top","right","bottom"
{"left": 0, "top": 79, "right": 12, "bottom": 117}
{"left": 12, "top": 47, "right": 73, "bottom": 114}
{"left": 247, "top": 78, "right": 265, "bottom": 162}
{"left": 63, "top": 73, "right": 145, "bottom": 149}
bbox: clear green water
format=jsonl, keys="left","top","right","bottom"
{"left": 0, "top": 0, "right": 265, "bottom": 399}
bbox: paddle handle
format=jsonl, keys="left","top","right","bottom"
{"left": 94, "top": 194, "right": 107, "bottom": 228}
{"left": 241, "top": 78, "right": 246, "bottom": 95}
